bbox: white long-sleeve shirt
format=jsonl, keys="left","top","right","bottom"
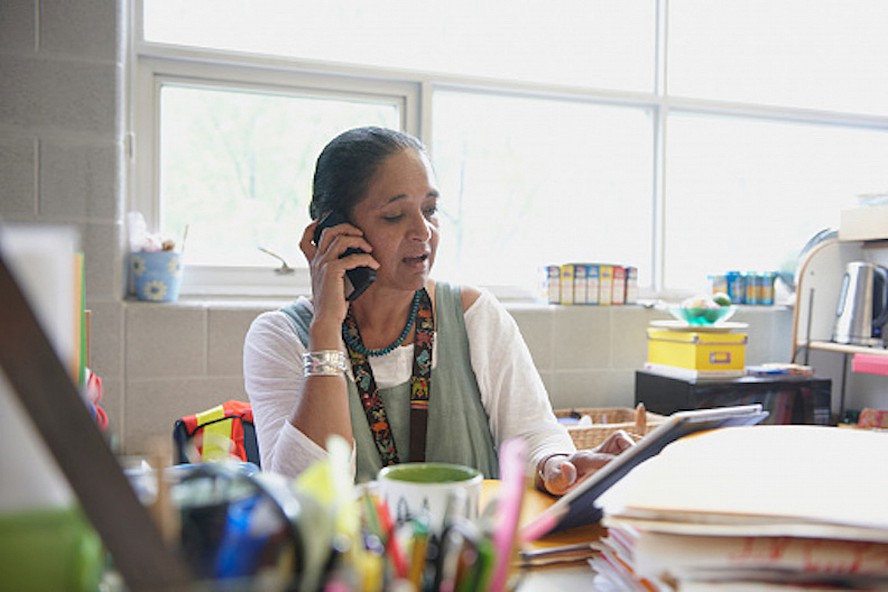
{"left": 243, "top": 287, "right": 575, "bottom": 480}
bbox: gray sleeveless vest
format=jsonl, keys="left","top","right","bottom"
{"left": 280, "top": 282, "right": 499, "bottom": 482}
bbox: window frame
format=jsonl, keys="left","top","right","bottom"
{"left": 130, "top": 46, "right": 422, "bottom": 297}
{"left": 130, "top": 0, "right": 888, "bottom": 301}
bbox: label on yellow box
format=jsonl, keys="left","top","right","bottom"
{"left": 646, "top": 328, "right": 748, "bottom": 371}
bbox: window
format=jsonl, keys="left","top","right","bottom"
{"left": 664, "top": 113, "right": 888, "bottom": 290}
{"left": 131, "top": 59, "right": 414, "bottom": 295}
{"left": 135, "top": 0, "right": 888, "bottom": 299}
{"left": 159, "top": 84, "right": 399, "bottom": 269}
{"left": 431, "top": 90, "right": 654, "bottom": 290}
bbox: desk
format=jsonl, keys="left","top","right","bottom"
{"left": 481, "top": 481, "right": 602, "bottom": 589}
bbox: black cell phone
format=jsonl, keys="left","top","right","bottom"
{"left": 312, "top": 210, "right": 376, "bottom": 301}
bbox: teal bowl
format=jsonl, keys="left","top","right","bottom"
{"left": 668, "top": 305, "right": 737, "bottom": 326}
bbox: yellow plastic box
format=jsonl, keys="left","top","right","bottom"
{"left": 647, "top": 328, "right": 747, "bottom": 371}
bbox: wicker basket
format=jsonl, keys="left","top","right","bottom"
{"left": 554, "top": 406, "right": 667, "bottom": 450}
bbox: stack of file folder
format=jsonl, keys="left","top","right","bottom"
{"left": 592, "top": 425, "right": 888, "bottom": 590}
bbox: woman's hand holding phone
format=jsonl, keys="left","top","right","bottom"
{"left": 300, "top": 213, "right": 379, "bottom": 343}
{"left": 311, "top": 211, "right": 377, "bottom": 302}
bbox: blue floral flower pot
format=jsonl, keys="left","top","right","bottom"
{"left": 130, "top": 251, "right": 183, "bottom": 302}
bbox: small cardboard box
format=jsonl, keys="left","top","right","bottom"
{"left": 647, "top": 327, "right": 747, "bottom": 371}
{"left": 599, "top": 264, "right": 613, "bottom": 306}
{"left": 625, "top": 266, "right": 638, "bottom": 304}
{"left": 573, "top": 264, "right": 589, "bottom": 304}
{"left": 559, "top": 264, "right": 575, "bottom": 305}
{"left": 545, "top": 265, "right": 561, "bottom": 304}
{"left": 612, "top": 265, "right": 626, "bottom": 305}
{"left": 586, "top": 264, "right": 600, "bottom": 305}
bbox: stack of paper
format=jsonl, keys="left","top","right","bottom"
{"left": 589, "top": 525, "right": 671, "bottom": 591}
{"left": 595, "top": 425, "right": 888, "bottom": 590}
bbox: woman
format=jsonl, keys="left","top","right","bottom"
{"left": 243, "top": 126, "right": 631, "bottom": 495}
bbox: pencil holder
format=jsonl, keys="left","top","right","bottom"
{"left": 130, "top": 250, "right": 183, "bottom": 302}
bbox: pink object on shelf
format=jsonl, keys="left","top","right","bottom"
{"left": 858, "top": 408, "right": 888, "bottom": 429}
{"left": 851, "top": 353, "right": 888, "bottom": 376}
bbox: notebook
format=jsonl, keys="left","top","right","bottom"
{"left": 523, "top": 404, "right": 770, "bottom": 536}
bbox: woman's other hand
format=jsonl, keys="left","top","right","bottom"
{"left": 539, "top": 430, "right": 635, "bottom": 496}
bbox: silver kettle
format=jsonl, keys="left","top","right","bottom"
{"left": 832, "top": 261, "right": 888, "bottom": 347}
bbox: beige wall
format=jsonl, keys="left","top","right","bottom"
{"left": 1, "top": 0, "right": 805, "bottom": 456}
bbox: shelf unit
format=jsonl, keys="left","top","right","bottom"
{"left": 804, "top": 341, "right": 888, "bottom": 357}
{"left": 791, "top": 205, "right": 888, "bottom": 416}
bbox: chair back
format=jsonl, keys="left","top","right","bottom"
{"left": 173, "top": 400, "right": 260, "bottom": 467}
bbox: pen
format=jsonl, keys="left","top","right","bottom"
{"left": 454, "top": 538, "right": 480, "bottom": 592}
{"left": 436, "top": 526, "right": 464, "bottom": 592}
{"left": 489, "top": 437, "right": 528, "bottom": 592}
{"left": 362, "top": 491, "right": 381, "bottom": 538}
{"left": 464, "top": 535, "right": 495, "bottom": 592}
{"left": 375, "top": 498, "right": 408, "bottom": 580}
{"left": 433, "top": 520, "right": 479, "bottom": 592}
{"left": 407, "top": 517, "right": 430, "bottom": 589}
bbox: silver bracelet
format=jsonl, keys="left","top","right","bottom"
{"left": 302, "top": 350, "right": 347, "bottom": 377}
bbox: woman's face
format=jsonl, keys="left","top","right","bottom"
{"left": 351, "top": 148, "right": 440, "bottom": 292}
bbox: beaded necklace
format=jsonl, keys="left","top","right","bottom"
{"left": 341, "top": 290, "right": 421, "bottom": 357}
{"left": 342, "top": 288, "right": 434, "bottom": 465}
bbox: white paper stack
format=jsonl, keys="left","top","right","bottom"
{"left": 590, "top": 524, "right": 672, "bottom": 591}
{"left": 595, "top": 425, "right": 888, "bottom": 590}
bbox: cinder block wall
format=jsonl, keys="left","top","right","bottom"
{"left": 1, "top": 0, "right": 129, "bottom": 445}
{"left": 1, "top": 1, "right": 797, "bottom": 456}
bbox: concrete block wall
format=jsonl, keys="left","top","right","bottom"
{"left": 0, "top": 1, "right": 800, "bottom": 457}
{"left": 1, "top": 0, "right": 129, "bottom": 445}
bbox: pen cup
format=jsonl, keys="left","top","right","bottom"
{"left": 377, "top": 462, "right": 482, "bottom": 536}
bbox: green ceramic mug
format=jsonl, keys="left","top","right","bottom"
{"left": 377, "top": 462, "right": 482, "bottom": 535}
